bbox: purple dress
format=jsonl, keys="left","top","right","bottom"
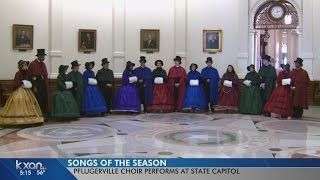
{"left": 114, "top": 70, "right": 141, "bottom": 112}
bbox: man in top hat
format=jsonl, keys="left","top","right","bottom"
{"left": 200, "top": 57, "right": 220, "bottom": 112}
{"left": 96, "top": 58, "right": 114, "bottom": 113}
{"left": 258, "top": 54, "right": 277, "bottom": 116}
{"left": 67, "top": 60, "right": 84, "bottom": 111}
{"left": 168, "top": 56, "right": 187, "bottom": 112}
{"left": 290, "top": 57, "right": 310, "bottom": 118}
{"left": 28, "top": 49, "right": 51, "bottom": 117}
{"left": 134, "top": 56, "right": 153, "bottom": 111}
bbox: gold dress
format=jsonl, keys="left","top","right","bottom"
{"left": 0, "top": 70, "right": 43, "bottom": 125}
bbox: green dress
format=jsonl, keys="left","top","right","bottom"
{"left": 239, "top": 72, "right": 263, "bottom": 115}
{"left": 51, "top": 73, "right": 80, "bottom": 118}
{"left": 67, "top": 70, "right": 84, "bottom": 111}
{"left": 258, "top": 64, "right": 276, "bottom": 103}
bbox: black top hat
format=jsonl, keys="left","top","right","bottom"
{"left": 59, "top": 65, "right": 69, "bottom": 73}
{"left": 36, "top": 49, "right": 47, "bottom": 56}
{"left": 139, "top": 56, "right": 146, "bottom": 62}
{"left": 294, "top": 57, "right": 303, "bottom": 65}
{"left": 71, "top": 60, "right": 81, "bottom": 69}
{"left": 280, "top": 63, "right": 290, "bottom": 69}
{"left": 247, "top": 64, "right": 255, "bottom": 71}
{"left": 18, "top": 60, "right": 29, "bottom": 69}
{"left": 85, "top": 61, "right": 95, "bottom": 69}
{"left": 155, "top": 60, "right": 163, "bottom": 66}
{"left": 262, "top": 55, "right": 271, "bottom": 62}
{"left": 206, "top": 57, "right": 213, "bottom": 63}
{"left": 101, "top": 58, "right": 110, "bottom": 66}
{"left": 126, "top": 61, "right": 135, "bottom": 68}
{"left": 190, "top": 63, "right": 198, "bottom": 71}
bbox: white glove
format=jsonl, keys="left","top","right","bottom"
{"left": 88, "top": 78, "right": 97, "bottom": 85}
{"left": 223, "top": 80, "right": 232, "bottom": 87}
{"left": 65, "top": 81, "right": 73, "bottom": 89}
{"left": 154, "top": 77, "right": 164, "bottom": 84}
{"left": 243, "top": 80, "right": 252, "bottom": 87}
{"left": 282, "top": 78, "right": 291, "bottom": 86}
{"left": 129, "top": 76, "right": 138, "bottom": 83}
{"left": 190, "top": 79, "right": 199, "bottom": 86}
{"left": 22, "top": 80, "right": 32, "bottom": 89}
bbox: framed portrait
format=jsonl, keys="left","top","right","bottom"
{"left": 140, "top": 29, "right": 160, "bottom": 52}
{"left": 203, "top": 29, "right": 222, "bottom": 53}
{"left": 78, "top": 29, "right": 96, "bottom": 52}
{"left": 12, "top": 24, "right": 33, "bottom": 50}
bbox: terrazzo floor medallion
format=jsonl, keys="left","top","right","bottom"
{"left": 135, "top": 112, "right": 213, "bottom": 124}
{"left": 288, "top": 147, "right": 320, "bottom": 158}
{"left": 256, "top": 120, "right": 320, "bottom": 135}
{"left": 17, "top": 124, "right": 116, "bottom": 142}
{"left": 1, "top": 107, "right": 320, "bottom": 158}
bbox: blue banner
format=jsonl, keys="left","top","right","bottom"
{"left": 60, "top": 158, "right": 320, "bottom": 167}
{"left": 1, "top": 158, "right": 320, "bottom": 179}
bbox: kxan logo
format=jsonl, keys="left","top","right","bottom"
{"left": 16, "top": 160, "right": 46, "bottom": 170}
{"left": 16, "top": 160, "right": 46, "bottom": 176}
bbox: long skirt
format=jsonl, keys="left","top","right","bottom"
{"left": 183, "top": 85, "right": 207, "bottom": 110}
{"left": 0, "top": 87, "right": 43, "bottom": 125}
{"left": 51, "top": 90, "right": 80, "bottom": 119}
{"left": 264, "top": 86, "right": 292, "bottom": 117}
{"left": 239, "top": 86, "right": 263, "bottom": 115}
{"left": 146, "top": 84, "right": 174, "bottom": 112}
{"left": 216, "top": 86, "right": 240, "bottom": 110}
{"left": 114, "top": 84, "right": 141, "bottom": 112}
{"left": 83, "top": 85, "right": 108, "bottom": 115}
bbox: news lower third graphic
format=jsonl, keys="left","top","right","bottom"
{"left": 0, "top": 158, "right": 320, "bottom": 180}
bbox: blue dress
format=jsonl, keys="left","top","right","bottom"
{"left": 183, "top": 70, "right": 207, "bottom": 110}
{"left": 200, "top": 66, "right": 220, "bottom": 105}
{"left": 83, "top": 70, "right": 108, "bottom": 115}
{"left": 114, "top": 70, "right": 141, "bottom": 112}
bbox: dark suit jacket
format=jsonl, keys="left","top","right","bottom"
{"left": 206, "top": 39, "right": 219, "bottom": 49}
{"left": 16, "top": 35, "right": 30, "bottom": 45}
{"left": 143, "top": 39, "right": 157, "bottom": 49}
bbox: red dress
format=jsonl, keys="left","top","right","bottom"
{"left": 264, "top": 70, "right": 293, "bottom": 117}
{"left": 146, "top": 68, "right": 174, "bottom": 112}
{"left": 168, "top": 66, "right": 187, "bottom": 112}
{"left": 147, "top": 84, "right": 175, "bottom": 112}
{"left": 216, "top": 72, "right": 240, "bottom": 110}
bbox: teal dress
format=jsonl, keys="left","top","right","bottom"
{"left": 51, "top": 73, "right": 80, "bottom": 119}
{"left": 239, "top": 72, "right": 263, "bottom": 115}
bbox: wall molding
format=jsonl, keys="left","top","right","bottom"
{"left": 49, "top": 50, "right": 62, "bottom": 57}
{"left": 113, "top": 51, "right": 125, "bottom": 57}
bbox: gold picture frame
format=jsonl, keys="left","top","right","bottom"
{"left": 78, "top": 29, "right": 97, "bottom": 52}
{"left": 203, "top": 29, "right": 222, "bottom": 53}
{"left": 140, "top": 29, "right": 160, "bottom": 52}
{"left": 12, "top": 24, "right": 33, "bottom": 50}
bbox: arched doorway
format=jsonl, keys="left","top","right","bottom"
{"left": 249, "top": 0, "right": 301, "bottom": 71}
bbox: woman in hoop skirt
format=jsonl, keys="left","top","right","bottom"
{"left": 216, "top": 65, "right": 240, "bottom": 111}
{"left": 114, "top": 61, "right": 141, "bottom": 112}
{"left": 146, "top": 60, "right": 174, "bottom": 113}
{"left": 264, "top": 64, "right": 292, "bottom": 119}
{"left": 183, "top": 63, "right": 207, "bottom": 112}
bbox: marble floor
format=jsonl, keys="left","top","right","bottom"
{"left": 1, "top": 107, "right": 320, "bottom": 158}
